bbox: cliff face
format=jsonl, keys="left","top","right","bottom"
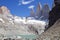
{"left": 54, "top": 0, "right": 60, "bottom": 5}
{"left": 49, "top": 5, "right": 60, "bottom": 27}
{"left": 38, "top": 19, "right": 60, "bottom": 40}
{"left": 49, "top": 0, "right": 60, "bottom": 27}
{"left": 35, "top": 2, "right": 42, "bottom": 19}
{"left": 42, "top": 4, "right": 50, "bottom": 19}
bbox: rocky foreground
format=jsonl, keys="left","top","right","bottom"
{"left": 37, "top": 19, "right": 60, "bottom": 40}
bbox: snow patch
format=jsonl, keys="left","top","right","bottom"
{"left": 0, "top": 18, "right": 5, "bottom": 23}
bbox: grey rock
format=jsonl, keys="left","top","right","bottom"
{"left": 38, "top": 19, "right": 60, "bottom": 40}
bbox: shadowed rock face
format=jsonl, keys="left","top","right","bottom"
{"left": 49, "top": 0, "right": 60, "bottom": 27}
{"left": 54, "top": 0, "right": 60, "bottom": 6}
{"left": 49, "top": 5, "right": 60, "bottom": 27}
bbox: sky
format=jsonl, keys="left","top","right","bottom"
{"left": 0, "top": 0, "right": 54, "bottom": 17}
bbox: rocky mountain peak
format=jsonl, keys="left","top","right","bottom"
{"left": 0, "top": 6, "right": 10, "bottom": 15}
{"left": 36, "top": 2, "right": 41, "bottom": 13}
{"left": 30, "top": 8, "right": 35, "bottom": 17}
{"left": 37, "top": 2, "right": 41, "bottom": 10}
{"left": 42, "top": 4, "right": 50, "bottom": 19}
{"left": 35, "top": 2, "right": 42, "bottom": 18}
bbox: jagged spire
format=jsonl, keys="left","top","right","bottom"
{"left": 30, "top": 8, "right": 35, "bottom": 17}
{"left": 36, "top": 2, "right": 42, "bottom": 18}
{"left": 42, "top": 4, "right": 50, "bottom": 19}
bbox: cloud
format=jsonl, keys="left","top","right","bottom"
{"left": 28, "top": 5, "right": 35, "bottom": 9}
{"left": 19, "top": 0, "right": 34, "bottom": 5}
{"left": 22, "top": 1, "right": 32, "bottom": 5}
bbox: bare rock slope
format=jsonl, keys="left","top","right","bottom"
{"left": 38, "top": 19, "right": 60, "bottom": 40}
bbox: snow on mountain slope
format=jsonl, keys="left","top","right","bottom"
{"left": 0, "top": 18, "right": 5, "bottom": 23}
{"left": 11, "top": 15, "right": 48, "bottom": 34}
{"left": 13, "top": 16, "right": 47, "bottom": 25}
{"left": 0, "top": 14, "right": 48, "bottom": 35}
